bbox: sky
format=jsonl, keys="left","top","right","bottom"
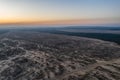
{"left": 0, "top": 0, "right": 120, "bottom": 26}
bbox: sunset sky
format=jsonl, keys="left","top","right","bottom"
{"left": 0, "top": 0, "right": 120, "bottom": 26}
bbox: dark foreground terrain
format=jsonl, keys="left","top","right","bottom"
{"left": 0, "top": 31, "right": 120, "bottom": 80}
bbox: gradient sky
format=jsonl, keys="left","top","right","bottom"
{"left": 0, "top": 0, "right": 120, "bottom": 26}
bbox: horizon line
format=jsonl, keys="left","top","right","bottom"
{"left": 0, "top": 18, "right": 119, "bottom": 25}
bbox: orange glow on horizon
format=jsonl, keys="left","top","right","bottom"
{"left": 0, "top": 18, "right": 119, "bottom": 25}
